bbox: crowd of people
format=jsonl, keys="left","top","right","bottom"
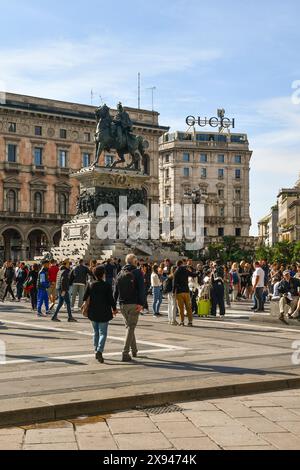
{"left": 0, "top": 255, "right": 300, "bottom": 362}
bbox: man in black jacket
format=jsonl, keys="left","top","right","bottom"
{"left": 278, "top": 271, "right": 300, "bottom": 322}
{"left": 15, "top": 262, "right": 27, "bottom": 301}
{"left": 105, "top": 259, "right": 117, "bottom": 287}
{"left": 2, "top": 261, "right": 16, "bottom": 302}
{"left": 70, "top": 260, "right": 91, "bottom": 310}
{"left": 114, "top": 254, "right": 145, "bottom": 362}
{"left": 52, "top": 260, "right": 77, "bottom": 323}
{"left": 211, "top": 263, "right": 225, "bottom": 317}
{"left": 83, "top": 265, "right": 117, "bottom": 364}
{"left": 173, "top": 260, "right": 198, "bottom": 327}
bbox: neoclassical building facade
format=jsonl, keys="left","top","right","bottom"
{"left": 0, "top": 92, "right": 168, "bottom": 261}
{"left": 277, "top": 176, "right": 300, "bottom": 242}
{"left": 159, "top": 130, "right": 253, "bottom": 245}
{"left": 258, "top": 175, "right": 300, "bottom": 245}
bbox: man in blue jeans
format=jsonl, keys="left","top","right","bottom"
{"left": 37, "top": 260, "right": 50, "bottom": 317}
{"left": 52, "top": 260, "right": 77, "bottom": 323}
{"left": 251, "top": 261, "right": 265, "bottom": 313}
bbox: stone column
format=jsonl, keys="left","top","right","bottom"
{"left": 21, "top": 243, "right": 28, "bottom": 261}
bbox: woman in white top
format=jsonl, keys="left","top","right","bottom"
{"left": 189, "top": 274, "right": 200, "bottom": 316}
{"left": 164, "top": 266, "right": 178, "bottom": 325}
{"left": 151, "top": 264, "right": 163, "bottom": 318}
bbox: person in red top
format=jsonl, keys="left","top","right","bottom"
{"left": 48, "top": 259, "right": 59, "bottom": 310}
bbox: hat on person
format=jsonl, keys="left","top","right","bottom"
{"left": 283, "top": 270, "right": 291, "bottom": 276}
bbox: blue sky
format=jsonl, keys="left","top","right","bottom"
{"left": 1, "top": 0, "right": 300, "bottom": 234}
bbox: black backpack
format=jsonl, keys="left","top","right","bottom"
{"left": 163, "top": 277, "right": 173, "bottom": 294}
{"left": 116, "top": 269, "right": 137, "bottom": 300}
{"left": 215, "top": 266, "right": 224, "bottom": 279}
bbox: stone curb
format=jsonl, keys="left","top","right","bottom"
{"left": 1, "top": 377, "right": 300, "bottom": 428}
{"left": 250, "top": 315, "right": 300, "bottom": 326}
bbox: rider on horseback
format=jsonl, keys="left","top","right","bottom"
{"left": 113, "top": 103, "right": 134, "bottom": 147}
{"left": 92, "top": 103, "right": 146, "bottom": 170}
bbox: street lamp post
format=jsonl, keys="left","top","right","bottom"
{"left": 184, "top": 188, "right": 204, "bottom": 258}
{"left": 184, "top": 188, "right": 203, "bottom": 206}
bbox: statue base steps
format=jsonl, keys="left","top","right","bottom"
{"left": 45, "top": 167, "right": 180, "bottom": 263}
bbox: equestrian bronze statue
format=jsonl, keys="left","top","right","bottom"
{"left": 92, "top": 103, "right": 149, "bottom": 171}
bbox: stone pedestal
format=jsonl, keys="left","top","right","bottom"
{"left": 49, "top": 166, "right": 180, "bottom": 263}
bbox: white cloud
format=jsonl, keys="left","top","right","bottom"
{"left": 0, "top": 37, "right": 222, "bottom": 105}
{"left": 252, "top": 146, "right": 299, "bottom": 176}
{"left": 250, "top": 96, "right": 300, "bottom": 174}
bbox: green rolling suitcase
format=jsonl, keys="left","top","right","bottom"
{"left": 198, "top": 298, "right": 211, "bottom": 317}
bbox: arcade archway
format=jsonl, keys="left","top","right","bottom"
{"left": 28, "top": 230, "right": 49, "bottom": 260}
{"left": 1, "top": 228, "right": 23, "bottom": 263}
{"left": 53, "top": 231, "right": 61, "bottom": 247}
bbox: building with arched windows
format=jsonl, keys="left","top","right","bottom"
{"left": 0, "top": 92, "right": 168, "bottom": 261}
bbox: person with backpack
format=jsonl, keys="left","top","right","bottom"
{"left": 114, "top": 254, "right": 145, "bottom": 362}
{"left": 164, "top": 266, "right": 178, "bottom": 325}
{"left": 52, "top": 260, "right": 77, "bottom": 323}
{"left": 70, "top": 259, "right": 91, "bottom": 310}
{"left": 37, "top": 260, "right": 50, "bottom": 317}
{"left": 82, "top": 265, "right": 117, "bottom": 364}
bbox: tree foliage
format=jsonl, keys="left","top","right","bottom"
{"left": 181, "top": 238, "right": 300, "bottom": 264}
{"left": 255, "top": 241, "right": 299, "bottom": 265}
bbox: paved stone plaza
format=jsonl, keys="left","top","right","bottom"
{"left": 1, "top": 298, "right": 300, "bottom": 451}
{"left": 3, "top": 389, "right": 300, "bottom": 450}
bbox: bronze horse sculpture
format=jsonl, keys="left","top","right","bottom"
{"left": 92, "top": 104, "right": 148, "bottom": 171}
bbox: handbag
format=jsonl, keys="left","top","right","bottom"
{"left": 23, "top": 277, "right": 34, "bottom": 292}
{"left": 81, "top": 296, "right": 90, "bottom": 318}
